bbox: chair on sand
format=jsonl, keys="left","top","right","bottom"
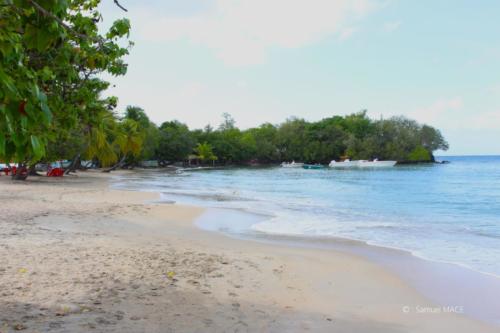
{"left": 47, "top": 163, "right": 64, "bottom": 177}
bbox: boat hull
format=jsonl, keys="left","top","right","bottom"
{"left": 328, "top": 161, "right": 359, "bottom": 168}
{"left": 302, "top": 164, "right": 325, "bottom": 170}
{"left": 358, "top": 160, "right": 397, "bottom": 168}
{"left": 329, "top": 160, "right": 397, "bottom": 168}
{"left": 281, "top": 162, "right": 304, "bottom": 168}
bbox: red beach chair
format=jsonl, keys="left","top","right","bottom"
{"left": 47, "top": 168, "right": 64, "bottom": 177}
{"left": 47, "top": 162, "right": 64, "bottom": 177}
{"left": 2, "top": 164, "right": 11, "bottom": 175}
{"left": 11, "top": 165, "right": 28, "bottom": 178}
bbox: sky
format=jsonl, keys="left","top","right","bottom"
{"left": 100, "top": 0, "right": 500, "bottom": 155}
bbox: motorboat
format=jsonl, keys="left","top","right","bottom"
{"left": 302, "top": 164, "right": 325, "bottom": 170}
{"left": 357, "top": 159, "right": 397, "bottom": 168}
{"left": 329, "top": 159, "right": 397, "bottom": 168}
{"left": 328, "top": 159, "right": 359, "bottom": 168}
{"left": 281, "top": 161, "right": 304, "bottom": 168}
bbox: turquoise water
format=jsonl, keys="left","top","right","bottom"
{"left": 114, "top": 156, "right": 500, "bottom": 278}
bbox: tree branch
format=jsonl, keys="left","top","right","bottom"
{"left": 27, "top": 0, "right": 87, "bottom": 40}
{"left": 113, "top": 0, "right": 128, "bottom": 12}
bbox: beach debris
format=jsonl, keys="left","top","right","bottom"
{"left": 166, "top": 271, "right": 176, "bottom": 279}
{"left": 95, "top": 317, "right": 113, "bottom": 325}
{"left": 187, "top": 279, "right": 200, "bottom": 286}
{"left": 17, "top": 268, "right": 27, "bottom": 274}
{"left": 13, "top": 323, "right": 27, "bottom": 331}
{"left": 55, "top": 303, "right": 80, "bottom": 316}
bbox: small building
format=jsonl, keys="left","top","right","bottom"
{"left": 187, "top": 155, "right": 201, "bottom": 166}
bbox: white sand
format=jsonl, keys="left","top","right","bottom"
{"left": 0, "top": 171, "right": 497, "bottom": 332}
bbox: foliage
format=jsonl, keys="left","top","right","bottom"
{"left": 115, "top": 118, "right": 144, "bottom": 160}
{"left": 0, "top": 0, "right": 132, "bottom": 169}
{"left": 124, "top": 106, "right": 159, "bottom": 161}
{"left": 194, "top": 142, "right": 217, "bottom": 164}
{"left": 408, "top": 145, "right": 432, "bottom": 161}
{"left": 157, "top": 121, "right": 195, "bottom": 162}
{"left": 153, "top": 112, "right": 448, "bottom": 165}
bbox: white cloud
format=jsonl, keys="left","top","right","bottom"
{"left": 132, "top": 0, "right": 379, "bottom": 66}
{"left": 383, "top": 20, "right": 401, "bottom": 32}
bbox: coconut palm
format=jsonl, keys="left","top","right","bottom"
{"left": 194, "top": 142, "right": 217, "bottom": 165}
{"left": 84, "top": 111, "right": 119, "bottom": 167}
{"left": 104, "top": 118, "right": 144, "bottom": 172}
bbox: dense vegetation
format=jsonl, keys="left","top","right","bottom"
{"left": 0, "top": 0, "right": 136, "bottom": 178}
{"left": 0, "top": 2, "right": 448, "bottom": 179}
{"left": 145, "top": 111, "right": 448, "bottom": 166}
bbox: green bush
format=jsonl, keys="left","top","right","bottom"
{"left": 408, "top": 146, "right": 431, "bottom": 161}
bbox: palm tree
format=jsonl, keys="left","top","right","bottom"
{"left": 195, "top": 142, "right": 217, "bottom": 166}
{"left": 104, "top": 118, "right": 144, "bottom": 172}
{"left": 84, "top": 111, "right": 119, "bottom": 167}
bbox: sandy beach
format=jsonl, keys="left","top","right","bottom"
{"left": 0, "top": 171, "right": 497, "bottom": 332}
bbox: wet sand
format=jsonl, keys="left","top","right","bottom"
{"left": 0, "top": 171, "right": 497, "bottom": 332}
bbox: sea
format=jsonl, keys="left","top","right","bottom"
{"left": 113, "top": 155, "right": 500, "bottom": 279}
{"left": 111, "top": 155, "right": 500, "bottom": 324}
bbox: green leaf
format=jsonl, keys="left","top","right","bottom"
{"left": 24, "top": 24, "right": 54, "bottom": 51}
{"left": 0, "top": 132, "right": 5, "bottom": 157}
{"left": 30, "top": 135, "right": 45, "bottom": 160}
{"left": 35, "top": 88, "right": 52, "bottom": 123}
{"left": 0, "top": 68, "right": 18, "bottom": 96}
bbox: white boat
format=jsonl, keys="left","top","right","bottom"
{"left": 328, "top": 159, "right": 359, "bottom": 168}
{"left": 281, "top": 161, "right": 304, "bottom": 168}
{"left": 329, "top": 159, "right": 397, "bottom": 168}
{"left": 358, "top": 159, "right": 397, "bottom": 168}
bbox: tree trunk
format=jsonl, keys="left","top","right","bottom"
{"left": 11, "top": 163, "right": 28, "bottom": 180}
{"left": 103, "top": 155, "right": 126, "bottom": 173}
{"left": 28, "top": 164, "right": 39, "bottom": 176}
{"left": 65, "top": 153, "right": 81, "bottom": 174}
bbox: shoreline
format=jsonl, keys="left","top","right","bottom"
{"left": 112, "top": 171, "right": 500, "bottom": 327}
{"left": 112, "top": 165, "right": 500, "bottom": 279}
{"left": 195, "top": 207, "right": 500, "bottom": 326}
{"left": 1, "top": 171, "right": 498, "bottom": 332}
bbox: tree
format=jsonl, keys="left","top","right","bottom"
{"left": 245, "top": 123, "right": 279, "bottom": 162}
{"left": 420, "top": 125, "right": 449, "bottom": 152}
{"left": 276, "top": 118, "right": 308, "bottom": 161}
{"left": 125, "top": 106, "right": 150, "bottom": 129}
{"left": 219, "top": 113, "right": 236, "bottom": 131}
{"left": 84, "top": 110, "right": 120, "bottom": 167}
{"left": 0, "top": 0, "right": 132, "bottom": 179}
{"left": 124, "top": 106, "right": 159, "bottom": 161}
{"left": 195, "top": 142, "right": 217, "bottom": 165}
{"left": 157, "top": 121, "right": 195, "bottom": 163}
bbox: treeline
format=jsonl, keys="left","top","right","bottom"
{"left": 89, "top": 109, "right": 448, "bottom": 166}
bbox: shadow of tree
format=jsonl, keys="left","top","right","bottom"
{"left": 1, "top": 277, "right": 406, "bottom": 333}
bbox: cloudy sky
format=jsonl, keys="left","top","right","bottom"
{"left": 100, "top": 0, "right": 500, "bottom": 155}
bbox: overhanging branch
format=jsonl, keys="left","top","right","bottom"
{"left": 113, "top": 0, "right": 128, "bottom": 12}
